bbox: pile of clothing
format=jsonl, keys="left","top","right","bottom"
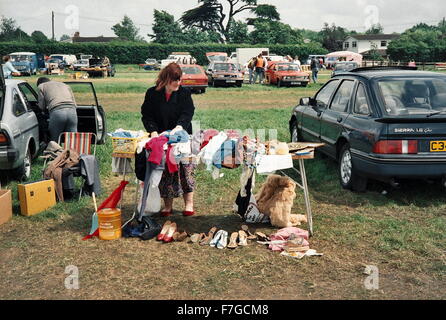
{"left": 42, "top": 141, "right": 101, "bottom": 201}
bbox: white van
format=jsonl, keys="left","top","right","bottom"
{"left": 49, "top": 54, "right": 77, "bottom": 66}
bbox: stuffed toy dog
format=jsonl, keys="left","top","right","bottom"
{"left": 255, "top": 174, "right": 307, "bottom": 228}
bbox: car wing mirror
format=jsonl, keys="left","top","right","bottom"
{"left": 300, "top": 97, "right": 310, "bottom": 106}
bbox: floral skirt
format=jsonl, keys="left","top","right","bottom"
{"left": 158, "top": 162, "right": 197, "bottom": 198}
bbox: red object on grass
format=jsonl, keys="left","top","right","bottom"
{"left": 82, "top": 180, "right": 129, "bottom": 240}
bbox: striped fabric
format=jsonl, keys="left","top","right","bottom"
{"left": 61, "top": 132, "right": 94, "bottom": 155}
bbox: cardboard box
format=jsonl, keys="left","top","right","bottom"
{"left": 18, "top": 179, "right": 56, "bottom": 216}
{"left": 0, "top": 189, "right": 12, "bottom": 225}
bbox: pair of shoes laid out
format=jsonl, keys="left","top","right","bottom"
{"left": 160, "top": 209, "right": 195, "bottom": 217}
{"left": 199, "top": 227, "right": 217, "bottom": 246}
{"left": 241, "top": 224, "right": 257, "bottom": 240}
{"left": 227, "top": 230, "right": 248, "bottom": 249}
{"left": 209, "top": 229, "right": 228, "bottom": 249}
{"left": 157, "top": 220, "right": 177, "bottom": 243}
{"left": 173, "top": 230, "right": 189, "bottom": 242}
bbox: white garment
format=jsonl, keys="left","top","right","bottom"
{"left": 198, "top": 132, "right": 228, "bottom": 170}
{"left": 255, "top": 154, "right": 293, "bottom": 174}
{"left": 239, "top": 165, "right": 255, "bottom": 197}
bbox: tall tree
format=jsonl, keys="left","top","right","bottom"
{"left": 247, "top": 4, "right": 280, "bottom": 25}
{"left": 111, "top": 15, "right": 143, "bottom": 41}
{"left": 318, "top": 23, "right": 347, "bottom": 52}
{"left": 250, "top": 20, "right": 302, "bottom": 45}
{"left": 180, "top": 0, "right": 259, "bottom": 43}
{"left": 149, "top": 10, "right": 185, "bottom": 44}
{"left": 365, "top": 23, "right": 384, "bottom": 34}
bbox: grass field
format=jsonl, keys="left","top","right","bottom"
{"left": 0, "top": 66, "right": 445, "bottom": 300}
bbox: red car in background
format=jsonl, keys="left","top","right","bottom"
{"left": 179, "top": 64, "right": 208, "bottom": 94}
{"left": 265, "top": 61, "right": 310, "bottom": 87}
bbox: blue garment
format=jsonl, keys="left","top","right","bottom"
{"left": 212, "top": 139, "right": 238, "bottom": 169}
{"left": 2, "top": 61, "right": 18, "bottom": 79}
{"left": 167, "top": 130, "right": 189, "bottom": 144}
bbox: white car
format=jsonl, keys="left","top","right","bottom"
{"left": 49, "top": 54, "right": 77, "bottom": 67}
{"left": 161, "top": 53, "right": 194, "bottom": 69}
{"left": 72, "top": 59, "right": 89, "bottom": 71}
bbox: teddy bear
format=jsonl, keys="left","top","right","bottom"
{"left": 255, "top": 174, "right": 307, "bottom": 228}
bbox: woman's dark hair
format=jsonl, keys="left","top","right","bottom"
{"left": 155, "top": 62, "right": 182, "bottom": 91}
{"left": 2, "top": 55, "right": 10, "bottom": 63}
{"left": 37, "top": 77, "right": 51, "bottom": 86}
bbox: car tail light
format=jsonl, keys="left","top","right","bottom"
{"left": 373, "top": 140, "right": 418, "bottom": 154}
{"left": 0, "top": 131, "right": 9, "bottom": 145}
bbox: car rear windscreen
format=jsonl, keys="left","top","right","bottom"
{"left": 214, "top": 63, "right": 237, "bottom": 72}
{"left": 181, "top": 67, "right": 201, "bottom": 75}
{"left": 378, "top": 77, "right": 446, "bottom": 116}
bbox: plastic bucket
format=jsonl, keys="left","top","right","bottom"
{"left": 98, "top": 208, "right": 122, "bottom": 240}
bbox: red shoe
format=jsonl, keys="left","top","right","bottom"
{"left": 183, "top": 210, "right": 195, "bottom": 217}
{"left": 157, "top": 220, "right": 171, "bottom": 241}
{"left": 160, "top": 210, "right": 173, "bottom": 217}
{"left": 163, "top": 222, "right": 177, "bottom": 243}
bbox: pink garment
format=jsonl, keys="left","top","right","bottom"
{"left": 166, "top": 144, "right": 178, "bottom": 173}
{"left": 269, "top": 227, "right": 309, "bottom": 252}
{"left": 201, "top": 129, "right": 219, "bottom": 149}
{"left": 145, "top": 136, "right": 168, "bottom": 165}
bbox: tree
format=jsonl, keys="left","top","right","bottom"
{"left": 250, "top": 20, "right": 303, "bottom": 45}
{"left": 0, "top": 16, "right": 31, "bottom": 42}
{"left": 318, "top": 23, "right": 347, "bottom": 52}
{"left": 149, "top": 10, "right": 185, "bottom": 44}
{"left": 227, "top": 19, "right": 249, "bottom": 43}
{"left": 180, "top": 0, "right": 262, "bottom": 43}
{"left": 111, "top": 15, "right": 143, "bottom": 41}
{"left": 365, "top": 23, "right": 384, "bottom": 34}
{"left": 247, "top": 4, "right": 280, "bottom": 25}
{"left": 60, "top": 34, "right": 71, "bottom": 41}
{"left": 31, "top": 30, "right": 49, "bottom": 43}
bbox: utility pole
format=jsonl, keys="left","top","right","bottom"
{"left": 52, "top": 11, "right": 55, "bottom": 41}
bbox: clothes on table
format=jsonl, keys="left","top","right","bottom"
{"left": 145, "top": 136, "right": 168, "bottom": 165}
{"left": 198, "top": 132, "right": 228, "bottom": 170}
{"left": 167, "top": 129, "right": 189, "bottom": 144}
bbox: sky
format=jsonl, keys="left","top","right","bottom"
{"left": 0, "top": 0, "right": 445, "bottom": 41}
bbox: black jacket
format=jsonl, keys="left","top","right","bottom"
{"left": 141, "top": 86, "right": 195, "bottom": 134}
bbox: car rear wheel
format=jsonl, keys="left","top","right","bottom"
{"left": 338, "top": 144, "right": 367, "bottom": 192}
{"left": 14, "top": 147, "right": 32, "bottom": 182}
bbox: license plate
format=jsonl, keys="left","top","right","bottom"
{"left": 226, "top": 80, "right": 236, "bottom": 83}
{"left": 182, "top": 80, "right": 195, "bottom": 84}
{"left": 290, "top": 82, "right": 300, "bottom": 85}
{"left": 430, "top": 141, "right": 446, "bottom": 152}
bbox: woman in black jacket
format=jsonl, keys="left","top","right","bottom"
{"left": 141, "top": 62, "right": 196, "bottom": 217}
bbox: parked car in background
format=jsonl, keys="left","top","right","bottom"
{"left": 9, "top": 52, "right": 45, "bottom": 76}
{"left": 47, "top": 58, "right": 67, "bottom": 70}
{"left": 325, "top": 51, "right": 363, "bottom": 69}
{"left": 289, "top": 67, "right": 446, "bottom": 191}
{"left": 72, "top": 59, "right": 89, "bottom": 71}
{"left": 140, "top": 58, "right": 160, "bottom": 70}
{"left": 331, "top": 61, "right": 359, "bottom": 77}
{"left": 161, "top": 52, "right": 194, "bottom": 69}
{"left": 179, "top": 64, "right": 208, "bottom": 94}
{"left": 265, "top": 61, "right": 310, "bottom": 87}
{"left": 49, "top": 54, "right": 77, "bottom": 67}
{"left": 82, "top": 57, "right": 115, "bottom": 77}
{"left": 0, "top": 65, "right": 107, "bottom": 180}
{"left": 206, "top": 62, "right": 244, "bottom": 87}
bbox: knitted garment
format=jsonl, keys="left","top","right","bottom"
{"left": 167, "top": 129, "right": 189, "bottom": 144}
{"left": 145, "top": 136, "right": 168, "bottom": 165}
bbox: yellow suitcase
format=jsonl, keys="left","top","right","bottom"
{"left": 18, "top": 179, "right": 57, "bottom": 216}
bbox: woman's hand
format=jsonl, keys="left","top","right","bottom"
{"left": 151, "top": 131, "right": 158, "bottom": 138}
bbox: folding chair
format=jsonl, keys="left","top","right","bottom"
{"left": 57, "top": 132, "right": 97, "bottom": 200}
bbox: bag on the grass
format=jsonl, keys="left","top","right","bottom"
{"left": 244, "top": 194, "right": 270, "bottom": 224}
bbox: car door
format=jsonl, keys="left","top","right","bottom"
{"left": 345, "top": 81, "right": 379, "bottom": 156}
{"left": 64, "top": 81, "right": 106, "bottom": 144}
{"left": 18, "top": 83, "right": 41, "bottom": 146}
{"left": 300, "top": 79, "right": 340, "bottom": 142}
{"left": 320, "top": 79, "right": 355, "bottom": 157}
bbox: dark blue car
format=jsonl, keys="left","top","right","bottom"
{"left": 289, "top": 67, "right": 446, "bottom": 191}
